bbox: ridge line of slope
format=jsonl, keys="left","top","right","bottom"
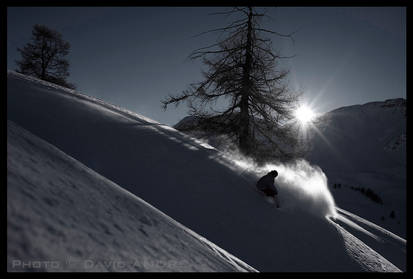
{"left": 7, "top": 70, "right": 168, "bottom": 127}
{"left": 327, "top": 98, "right": 406, "bottom": 114}
{"left": 9, "top": 70, "right": 402, "bottom": 274}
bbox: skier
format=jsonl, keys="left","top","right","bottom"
{"left": 256, "top": 170, "right": 280, "bottom": 208}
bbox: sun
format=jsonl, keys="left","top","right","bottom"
{"left": 294, "top": 105, "right": 316, "bottom": 125}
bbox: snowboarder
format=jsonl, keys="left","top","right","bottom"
{"left": 256, "top": 170, "right": 280, "bottom": 208}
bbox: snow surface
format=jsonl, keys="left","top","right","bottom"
{"left": 7, "top": 71, "right": 405, "bottom": 271}
{"left": 308, "top": 98, "right": 406, "bottom": 173}
{"left": 306, "top": 99, "right": 406, "bottom": 239}
{"left": 7, "top": 120, "right": 256, "bottom": 272}
{"left": 174, "top": 97, "right": 407, "bottom": 257}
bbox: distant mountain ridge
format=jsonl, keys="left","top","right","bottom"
{"left": 330, "top": 98, "right": 405, "bottom": 112}
{"left": 307, "top": 98, "right": 406, "bottom": 239}
{"left": 7, "top": 71, "right": 405, "bottom": 271}
{"left": 308, "top": 98, "right": 406, "bottom": 173}
{"left": 174, "top": 98, "right": 406, "bottom": 171}
{"left": 173, "top": 98, "right": 407, "bottom": 239}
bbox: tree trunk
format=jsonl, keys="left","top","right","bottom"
{"left": 41, "top": 37, "right": 46, "bottom": 80}
{"left": 239, "top": 7, "right": 253, "bottom": 155}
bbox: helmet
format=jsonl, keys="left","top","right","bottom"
{"left": 269, "top": 170, "right": 278, "bottom": 177}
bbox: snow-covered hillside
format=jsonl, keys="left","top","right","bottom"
{"left": 7, "top": 71, "right": 405, "bottom": 271}
{"left": 306, "top": 99, "right": 406, "bottom": 239}
{"left": 308, "top": 98, "right": 406, "bottom": 173}
{"left": 7, "top": 120, "right": 256, "bottom": 272}
{"left": 174, "top": 98, "right": 407, "bottom": 242}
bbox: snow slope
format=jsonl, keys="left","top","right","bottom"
{"left": 7, "top": 71, "right": 404, "bottom": 271}
{"left": 7, "top": 120, "right": 256, "bottom": 272}
{"left": 308, "top": 99, "right": 406, "bottom": 173}
{"left": 174, "top": 98, "right": 407, "bottom": 244}
{"left": 306, "top": 99, "right": 406, "bottom": 239}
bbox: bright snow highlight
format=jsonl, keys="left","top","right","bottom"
{"left": 219, "top": 151, "right": 337, "bottom": 219}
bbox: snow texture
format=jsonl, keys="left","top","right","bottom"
{"left": 306, "top": 99, "right": 406, "bottom": 239}
{"left": 7, "top": 71, "right": 404, "bottom": 272}
{"left": 7, "top": 120, "right": 256, "bottom": 272}
{"left": 174, "top": 96, "right": 407, "bottom": 261}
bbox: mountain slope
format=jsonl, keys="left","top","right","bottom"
{"left": 7, "top": 71, "right": 403, "bottom": 271}
{"left": 306, "top": 99, "right": 406, "bottom": 239}
{"left": 174, "top": 99, "right": 407, "bottom": 241}
{"left": 307, "top": 98, "right": 406, "bottom": 173}
{"left": 7, "top": 120, "right": 256, "bottom": 272}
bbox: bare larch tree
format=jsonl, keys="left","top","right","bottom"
{"left": 162, "top": 7, "right": 300, "bottom": 161}
{"left": 16, "top": 24, "right": 75, "bottom": 89}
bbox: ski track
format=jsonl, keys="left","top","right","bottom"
{"left": 330, "top": 220, "right": 401, "bottom": 272}
{"left": 336, "top": 207, "right": 406, "bottom": 247}
{"left": 332, "top": 208, "right": 406, "bottom": 271}
{"left": 7, "top": 71, "right": 406, "bottom": 272}
{"left": 334, "top": 214, "right": 381, "bottom": 242}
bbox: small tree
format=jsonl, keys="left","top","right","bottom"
{"left": 16, "top": 24, "right": 75, "bottom": 89}
{"left": 162, "top": 7, "right": 300, "bottom": 161}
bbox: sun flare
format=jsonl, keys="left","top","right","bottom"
{"left": 294, "top": 105, "right": 316, "bottom": 125}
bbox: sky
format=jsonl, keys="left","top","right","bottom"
{"left": 7, "top": 6, "right": 406, "bottom": 126}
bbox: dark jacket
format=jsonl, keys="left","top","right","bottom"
{"left": 256, "top": 173, "right": 277, "bottom": 193}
